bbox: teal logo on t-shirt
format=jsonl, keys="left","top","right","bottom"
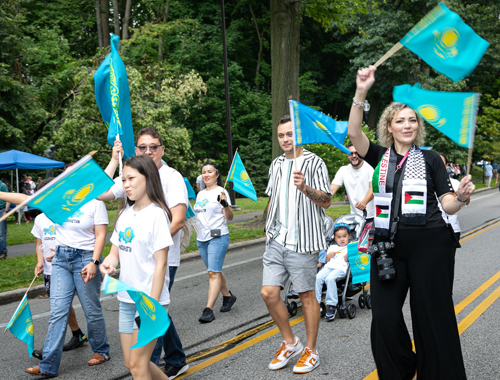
{"left": 195, "top": 199, "right": 209, "bottom": 209}
{"left": 43, "top": 225, "right": 56, "bottom": 236}
{"left": 119, "top": 227, "right": 135, "bottom": 244}
{"left": 72, "top": 210, "right": 84, "bottom": 218}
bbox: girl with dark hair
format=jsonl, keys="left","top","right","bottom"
{"left": 194, "top": 161, "right": 236, "bottom": 323}
{"left": 100, "top": 155, "right": 173, "bottom": 380}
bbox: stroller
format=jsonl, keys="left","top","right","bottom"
{"left": 284, "top": 213, "right": 371, "bottom": 319}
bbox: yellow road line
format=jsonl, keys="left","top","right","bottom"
{"left": 459, "top": 220, "right": 500, "bottom": 245}
{"left": 177, "top": 316, "right": 305, "bottom": 379}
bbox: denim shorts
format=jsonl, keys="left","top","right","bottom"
{"left": 119, "top": 301, "right": 169, "bottom": 334}
{"left": 197, "top": 234, "right": 230, "bottom": 272}
{"left": 262, "top": 239, "right": 318, "bottom": 293}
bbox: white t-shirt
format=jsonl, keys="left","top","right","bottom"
{"left": 196, "top": 175, "right": 206, "bottom": 191}
{"left": 56, "top": 200, "right": 109, "bottom": 251}
{"left": 274, "top": 156, "right": 304, "bottom": 250}
{"left": 110, "top": 164, "right": 188, "bottom": 267}
{"left": 438, "top": 178, "right": 461, "bottom": 233}
{"left": 324, "top": 244, "right": 348, "bottom": 272}
{"left": 111, "top": 203, "right": 173, "bottom": 305}
{"left": 194, "top": 186, "right": 231, "bottom": 242}
{"left": 31, "top": 213, "right": 57, "bottom": 275}
{"left": 331, "top": 162, "right": 375, "bottom": 219}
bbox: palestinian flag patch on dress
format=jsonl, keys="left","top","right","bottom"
{"left": 401, "top": 179, "right": 427, "bottom": 216}
{"left": 374, "top": 195, "right": 392, "bottom": 230}
{"left": 404, "top": 191, "right": 424, "bottom": 205}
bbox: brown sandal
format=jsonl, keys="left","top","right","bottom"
{"left": 24, "top": 365, "right": 58, "bottom": 377}
{"left": 88, "top": 352, "right": 110, "bottom": 366}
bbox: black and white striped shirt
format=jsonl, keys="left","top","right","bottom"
{"left": 265, "top": 149, "right": 331, "bottom": 253}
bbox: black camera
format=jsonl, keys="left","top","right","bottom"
{"left": 369, "top": 241, "right": 396, "bottom": 281}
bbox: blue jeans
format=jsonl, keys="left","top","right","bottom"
{"left": 150, "top": 266, "right": 187, "bottom": 367}
{"left": 0, "top": 211, "right": 7, "bottom": 254}
{"left": 40, "top": 246, "right": 110, "bottom": 376}
{"left": 315, "top": 267, "right": 346, "bottom": 306}
{"left": 197, "top": 234, "right": 230, "bottom": 272}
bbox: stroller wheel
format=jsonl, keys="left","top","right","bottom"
{"left": 347, "top": 303, "right": 356, "bottom": 319}
{"left": 338, "top": 304, "right": 347, "bottom": 318}
{"left": 288, "top": 301, "right": 298, "bottom": 317}
{"left": 366, "top": 294, "right": 372, "bottom": 309}
{"left": 358, "top": 294, "right": 366, "bottom": 309}
{"left": 319, "top": 302, "right": 326, "bottom": 318}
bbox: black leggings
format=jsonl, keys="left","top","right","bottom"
{"left": 370, "top": 226, "right": 466, "bottom": 380}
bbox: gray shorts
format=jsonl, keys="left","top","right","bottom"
{"left": 262, "top": 239, "right": 318, "bottom": 293}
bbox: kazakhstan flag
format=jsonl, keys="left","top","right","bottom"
{"left": 101, "top": 275, "right": 170, "bottom": 349}
{"left": 28, "top": 154, "right": 115, "bottom": 225}
{"left": 5, "top": 295, "right": 34, "bottom": 357}
{"left": 95, "top": 34, "right": 135, "bottom": 159}
{"left": 400, "top": 3, "right": 489, "bottom": 82}
{"left": 347, "top": 242, "right": 371, "bottom": 284}
{"left": 393, "top": 83, "right": 479, "bottom": 148}
{"left": 228, "top": 152, "right": 257, "bottom": 202}
{"left": 289, "top": 100, "right": 350, "bottom": 154}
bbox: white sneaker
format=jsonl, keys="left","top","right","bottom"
{"left": 268, "top": 336, "right": 304, "bottom": 370}
{"left": 293, "top": 347, "right": 320, "bottom": 374}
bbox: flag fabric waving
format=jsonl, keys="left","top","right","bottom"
{"left": 227, "top": 151, "right": 257, "bottom": 202}
{"left": 347, "top": 242, "right": 371, "bottom": 284}
{"left": 94, "top": 34, "right": 135, "bottom": 159}
{"left": 183, "top": 177, "right": 196, "bottom": 200}
{"left": 289, "top": 100, "right": 351, "bottom": 154}
{"left": 5, "top": 295, "right": 34, "bottom": 357}
{"left": 101, "top": 275, "right": 170, "bottom": 349}
{"left": 27, "top": 154, "right": 115, "bottom": 225}
{"left": 393, "top": 83, "right": 479, "bottom": 148}
{"left": 399, "top": 2, "right": 489, "bottom": 83}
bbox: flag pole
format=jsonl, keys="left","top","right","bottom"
{"left": 374, "top": 42, "right": 404, "bottom": 68}
{"left": 4, "top": 274, "right": 38, "bottom": 332}
{"left": 223, "top": 147, "right": 238, "bottom": 190}
{"left": 466, "top": 148, "right": 473, "bottom": 176}
{"left": 189, "top": 217, "right": 199, "bottom": 235}
{"left": 0, "top": 196, "right": 33, "bottom": 223}
{"left": 115, "top": 135, "right": 123, "bottom": 177}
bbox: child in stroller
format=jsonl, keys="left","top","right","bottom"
{"left": 315, "top": 223, "right": 350, "bottom": 321}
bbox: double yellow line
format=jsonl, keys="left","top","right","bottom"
{"left": 178, "top": 220, "right": 500, "bottom": 379}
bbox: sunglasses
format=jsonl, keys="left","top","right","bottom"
{"left": 136, "top": 144, "right": 162, "bottom": 153}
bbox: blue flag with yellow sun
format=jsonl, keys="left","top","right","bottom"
{"left": 399, "top": 3, "right": 489, "bottom": 82}
{"left": 347, "top": 242, "right": 371, "bottom": 284}
{"left": 27, "top": 154, "right": 115, "bottom": 225}
{"left": 5, "top": 295, "right": 34, "bottom": 357}
{"left": 94, "top": 34, "right": 135, "bottom": 159}
{"left": 227, "top": 151, "right": 257, "bottom": 202}
{"left": 393, "top": 83, "right": 479, "bottom": 148}
{"left": 101, "top": 275, "right": 170, "bottom": 349}
{"left": 289, "top": 100, "right": 351, "bottom": 154}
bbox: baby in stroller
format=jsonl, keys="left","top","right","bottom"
{"left": 315, "top": 223, "right": 350, "bottom": 321}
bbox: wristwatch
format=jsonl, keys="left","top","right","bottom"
{"left": 91, "top": 259, "right": 100, "bottom": 266}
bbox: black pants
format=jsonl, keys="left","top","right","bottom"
{"left": 370, "top": 226, "right": 466, "bottom": 380}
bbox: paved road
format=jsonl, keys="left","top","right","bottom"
{"left": 1, "top": 193, "right": 499, "bottom": 379}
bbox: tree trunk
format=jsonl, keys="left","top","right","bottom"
{"left": 96, "top": 0, "right": 103, "bottom": 47}
{"left": 249, "top": 2, "right": 263, "bottom": 92}
{"left": 270, "top": 0, "right": 301, "bottom": 159}
{"left": 158, "top": 1, "right": 171, "bottom": 61}
{"left": 101, "top": 0, "right": 110, "bottom": 47}
{"left": 113, "top": 0, "right": 120, "bottom": 37}
{"left": 122, "top": 0, "right": 132, "bottom": 40}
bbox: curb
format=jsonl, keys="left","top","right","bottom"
{"left": 0, "top": 237, "right": 267, "bottom": 306}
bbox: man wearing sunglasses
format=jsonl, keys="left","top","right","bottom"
{"left": 330, "top": 142, "right": 374, "bottom": 223}
{"left": 99, "top": 127, "right": 190, "bottom": 379}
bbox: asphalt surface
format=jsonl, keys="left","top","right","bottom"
{"left": 1, "top": 192, "right": 499, "bottom": 379}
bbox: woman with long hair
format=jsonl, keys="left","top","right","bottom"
{"left": 194, "top": 161, "right": 236, "bottom": 323}
{"left": 100, "top": 155, "right": 173, "bottom": 379}
{"left": 347, "top": 66, "right": 474, "bottom": 380}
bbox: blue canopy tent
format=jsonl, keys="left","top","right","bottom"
{"left": 0, "top": 150, "right": 65, "bottom": 223}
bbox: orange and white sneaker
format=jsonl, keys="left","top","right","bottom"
{"left": 268, "top": 336, "right": 304, "bottom": 370}
{"left": 293, "top": 347, "right": 320, "bottom": 374}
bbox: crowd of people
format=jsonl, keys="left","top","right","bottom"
{"left": 0, "top": 68, "right": 482, "bottom": 379}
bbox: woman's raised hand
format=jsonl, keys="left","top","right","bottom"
{"left": 457, "top": 174, "right": 475, "bottom": 200}
{"left": 356, "top": 66, "right": 377, "bottom": 94}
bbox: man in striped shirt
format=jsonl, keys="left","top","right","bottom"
{"left": 261, "top": 115, "right": 331, "bottom": 374}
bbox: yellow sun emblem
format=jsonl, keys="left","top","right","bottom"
{"left": 417, "top": 105, "right": 446, "bottom": 128}
{"left": 433, "top": 27, "right": 460, "bottom": 59}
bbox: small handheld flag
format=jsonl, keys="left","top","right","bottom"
{"left": 227, "top": 152, "right": 257, "bottom": 202}
{"left": 393, "top": 83, "right": 479, "bottom": 148}
{"left": 5, "top": 295, "right": 34, "bottom": 357}
{"left": 399, "top": 3, "right": 489, "bottom": 82}
{"left": 101, "top": 275, "right": 170, "bottom": 349}
{"left": 289, "top": 100, "right": 351, "bottom": 154}
{"left": 26, "top": 154, "right": 115, "bottom": 225}
{"left": 95, "top": 34, "right": 135, "bottom": 159}
{"left": 347, "top": 242, "right": 371, "bottom": 284}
